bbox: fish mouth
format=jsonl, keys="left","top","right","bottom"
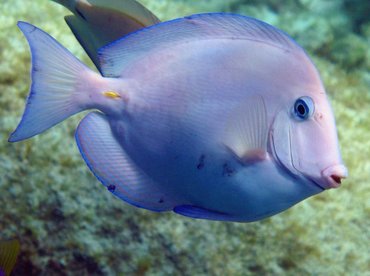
{"left": 321, "top": 164, "right": 348, "bottom": 189}
{"left": 306, "top": 165, "right": 348, "bottom": 190}
{"left": 302, "top": 164, "right": 348, "bottom": 191}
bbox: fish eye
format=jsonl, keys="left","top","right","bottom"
{"left": 293, "top": 96, "right": 314, "bottom": 120}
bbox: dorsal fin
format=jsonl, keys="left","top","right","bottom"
{"left": 99, "top": 13, "right": 303, "bottom": 77}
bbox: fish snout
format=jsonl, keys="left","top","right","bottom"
{"left": 321, "top": 164, "right": 348, "bottom": 189}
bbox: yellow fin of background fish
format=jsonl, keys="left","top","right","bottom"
{"left": 0, "top": 240, "right": 20, "bottom": 276}
{"left": 51, "top": 0, "right": 160, "bottom": 73}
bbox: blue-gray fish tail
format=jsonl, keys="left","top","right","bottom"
{"left": 9, "top": 22, "right": 93, "bottom": 142}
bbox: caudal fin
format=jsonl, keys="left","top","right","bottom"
{"left": 9, "top": 21, "right": 93, "bottom": 142}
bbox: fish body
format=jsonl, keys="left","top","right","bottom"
{"left": 10, "top": 13, "right": 347, "bottom": 222}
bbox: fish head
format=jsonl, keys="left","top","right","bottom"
{"left": 270, "top": 63, "right": 347, "bottom": 191}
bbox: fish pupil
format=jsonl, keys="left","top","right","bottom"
{"left": 297, "top": 103, "right": 306, "bottom": 116}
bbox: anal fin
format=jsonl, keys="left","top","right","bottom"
{"left": 174, "top": 205, "right": 235, "bottom": 221}
{"left": 75, "top": 112, "right": 181, "bottom": 211}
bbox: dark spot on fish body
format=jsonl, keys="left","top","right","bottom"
{"left": 196, "top": 154, "right": 206, "bottom": 170}
{"left": 184, "top": 15, "right": 195, "bottom": 20}
{"left": 158, "top": 198, "right": 164, "bottom": 204}
{"left": 184, "top": 15, "right": 208, "bottom": 28}
{"left": 223, "top": 163, "right": 235, "bottom": 177}
{"left": 107, "top": 185, "right": 116, "bottom": 192}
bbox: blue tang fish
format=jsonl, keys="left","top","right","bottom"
{"left": 51, "top": 0, "right": 160, "bottom": 73}
{"left": 10, "top": 13, "right": 347, "bottom": 222}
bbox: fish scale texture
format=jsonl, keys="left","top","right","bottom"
{"left": 0, "top": 0, "right": 369, "bottom": 275}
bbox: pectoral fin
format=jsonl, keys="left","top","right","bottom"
{"left": 224, "top": 95, "right": 268, "bottom": 164}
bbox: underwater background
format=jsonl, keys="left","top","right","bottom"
{"left": 0, "top": 0, "right": 369, "bottom": 275}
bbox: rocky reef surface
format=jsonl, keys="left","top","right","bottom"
{"left": 0, "top": 0, "right": 369, "bottom": 275}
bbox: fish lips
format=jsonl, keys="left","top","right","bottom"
{"left": 305, "top": 164, "right": 348, "bottom": 190}
{"left": 321, "top": 164, "right": 348, "bottom": 189}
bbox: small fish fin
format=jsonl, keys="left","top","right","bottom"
{"left": 75, "top": 112, "right": 182, "bottom": 211}
{"left": 0, "top": 239, "right": 20, "bottom": 276}
{"left": 50, "top": 0, "right": 73, "bottom": 10}
{"left": 9, "top": 22, "right": 92, "bottom": 142}
{"left": 224, "top": 95, "right": 268, "bottom": 164}
{"left": 174, "top": 205, "right": 235, "bottom": 221}
{"left": 84, "top": 0, "right": 160, "bottom": 27}
{"left": 65, "top": 15, "right": 103, "bottom": 73}
{"left": 99, "top": 13, "right": 302, "bottom": 77}
{"left": 54, "top": 0, "right": 160, "bottom": 74}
